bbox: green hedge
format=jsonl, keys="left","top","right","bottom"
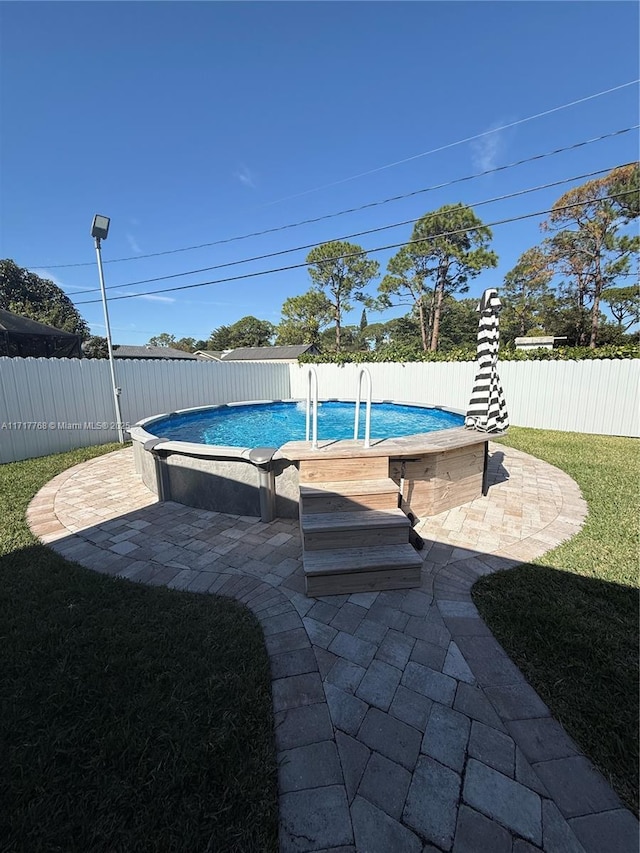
{"left": 299, "top": 343, "right": 639, "bottom": 364}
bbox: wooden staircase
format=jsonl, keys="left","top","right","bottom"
{"left": 298, "top": 456, "right": 423, "bottom": 597}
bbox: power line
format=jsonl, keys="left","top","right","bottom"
{"left": 70, "top": 164, "right": 627, "bottom": 296}
{"left": 74, "top": 189, "right": 636, "bottom": 306}
{"left": 26, "top": 126, "right": 638, "bottom": 270}
{"left": 261, "top": 80, "right": 640, "bottom": 206}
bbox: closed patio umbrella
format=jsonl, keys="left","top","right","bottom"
{"left": 465, "top": 288, "right": 509, "bottom": 433}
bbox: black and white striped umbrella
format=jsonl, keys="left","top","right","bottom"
{"left": 465, "top": 288, "right": 509, "bottom": 433}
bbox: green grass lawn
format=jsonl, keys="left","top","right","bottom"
{"left": 473, "top": 428, "right": 639, "bottom": 814}
{"left": 0, "top": 445, "right": 278, "bottom": 853}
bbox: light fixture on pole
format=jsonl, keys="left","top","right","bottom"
{"left": 91, "top": 214, "right": 125, "bottom": 443}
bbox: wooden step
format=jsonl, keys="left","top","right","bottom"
{"left": 303, "top": 544, "right": 423, "bottom": 596}
{"left": 299, "top": 456, "right": 389, "bottom": 484}
{"left": 300, "top": 478, "right": 399, "bottom": 513}
{"left": 303, "top": 543, "right": 423, "bottom": 575}
{"left": 301, "top": 508, "right": 410, "bottom": 550}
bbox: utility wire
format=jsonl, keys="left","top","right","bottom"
{"left": 261, "top": 80, "right": 640, "bottom": 206}
{"left": 70, "top": 164, "right": 627, "bottom": 296}
{"left": 74, "top": 190, "right": 636, "bottom": 306}
{"left": 26, "top": 126, "right": 638, "bottom": 269}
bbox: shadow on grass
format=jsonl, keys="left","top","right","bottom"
{"left": 472, "top": 560, "right": 639, "bottom": 815}
{"left": 0, "top": 540, "right": 279, "bottom": 853}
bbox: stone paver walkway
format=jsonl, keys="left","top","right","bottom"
{"left": 27, "top": 444, "right": 639, "bottom": 853}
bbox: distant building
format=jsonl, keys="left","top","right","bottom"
{"left": 113, "top": 343, "right": 318, "bottom": 362}
{"left": 197, "top": 344, "right": 318, "bottom": 363}
{"left": 193, "top": 350, "right": 224, "bottom": 361}
{"left": 514, "top": 336, "right": 568, "bottom": 351}
{"left": 0, "top": 309, "right": 82, "bottom": 358}
{"left": 113, "top": 345, "right": 198, "bottom": 360}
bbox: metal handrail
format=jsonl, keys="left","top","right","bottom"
{"left": 353, "top": 366, "right": 372, "bottom": 448}
{"left": 305, "top": 366, "right": 319, "bottom": 449}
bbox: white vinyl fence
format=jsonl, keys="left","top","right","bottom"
{"left": 0, "top": 357, "right": 637, "bottom": 463}
{"left": 0, "top": 358, "right": 289, "bottom": 463}
{"left": 290, "top": 362, "right": 475, "bottom": 413}
{"left": 289, "top": 360, "right": 640, "bottom": 438}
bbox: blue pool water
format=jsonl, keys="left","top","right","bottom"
{"left": 149, "top": 401, "right": 463, "bottom": 448}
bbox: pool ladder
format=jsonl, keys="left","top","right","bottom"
{"left": 354, "top": 366, "right": 372, "bottom": 449}
{"left": 305, "top": 365, "right": 373, "bottom": 449}
{"left": 305, "top": 366, "right": 319, "bottom": 448}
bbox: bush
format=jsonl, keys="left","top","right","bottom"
{"left": 298, "top": 343, "right": 639, "bottom": 364}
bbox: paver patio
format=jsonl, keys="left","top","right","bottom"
{"left": 27, "top": 443, "right": 639, "bottom": 853}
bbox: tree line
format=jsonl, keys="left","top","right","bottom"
{"left": 192, "top": 162, "right": 639, "bottom": 356}
{"left": 1, "top": 164, "right": 637, "bottom": 358}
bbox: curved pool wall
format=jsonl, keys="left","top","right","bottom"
{"left": 130, "top": 399, "right": 487, "bottom": 521}
{"left": 131, "top": 402, "right": 301, "bottom": 519}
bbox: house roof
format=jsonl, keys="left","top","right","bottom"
{"left": 194, "top": 350, "right": 224, "bottom": 360}
{"left": 514, "top": 336, "right": 568, "bottom": 349}
{"left": 0, "top": 308, "right": 78, "bottom": 337}
{"left": 110, "top": 343, "right": 316, "bottom": 361}
{"left": 0, "top": 308, "right": 83, "bottom": 358}
{"left": 113, "top": 345, "right": 198, "bottom": 360}
{"left": 220, "top": 344, "right": 316, "bottom": 361}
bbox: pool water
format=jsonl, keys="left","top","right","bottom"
{"left": 149, "top": 401, "right": 463, "bottom": 448}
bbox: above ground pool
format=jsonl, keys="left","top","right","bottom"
{"left": 130, "top": 399, "right": 491, "bottom": 522}
{"left": 148, "top": 401, "right": 464, "bottom": 447}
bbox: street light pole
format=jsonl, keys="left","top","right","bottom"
{"left": 91, "top": 215, "right": 124, "bottom": 444}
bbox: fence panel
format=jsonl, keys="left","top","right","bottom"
{"left": 0, "top": 358, "right": 115, "bottom": 463}
{"left": 115, "top": 359, "right": 289, "bottom": 425}
{"left": 288, "top": 362, "right": 476, "bottom": 410}
{"left": 0, "top": 358, "right": 289, "bottom": 463}
{"left": 1, "top": 357, "right": 637, "bottom": 463}
{"left": 289, "top": 360, "right": 639, "bottom": 437}
{"left": 498, "top": 359, "right": 640, "bottom": 435}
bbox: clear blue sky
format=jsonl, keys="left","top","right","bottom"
{"left": 1, "top": 1, "right": 638, "bottom": 345}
